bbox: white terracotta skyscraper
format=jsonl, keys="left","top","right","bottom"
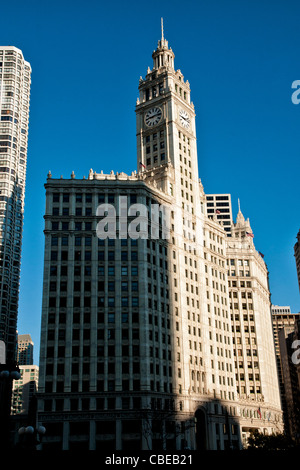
{"left": 0, "top": 47, "right": 31, "bottom": 364}
{"left": 37, "top": 26, "right": 283, "bottom": 450}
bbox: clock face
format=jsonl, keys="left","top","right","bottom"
{"left": 145, "top": 107, "right": 162, "bottom": 127}
{"left": 179, "top": 109, "right": 190, "bottom": 129}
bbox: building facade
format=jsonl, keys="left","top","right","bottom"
{"left": 227, "top": 212, "right": 282, "bottom": 445}
{"left": 37, "top": 29, "right": 282, "bottom": 450}
{"left": 17, "top": 333, "right": 34, "bottom": 365}
{"left": 271, "top": 306, "right": 300, "bottom": 435}
{"left": 0, "top": 47, "right": 31, "bottom": 364}
{"left": 205, "top": 194, "right": 232, "bottom": 236}
{"left": 11, "top": 364, "right": 39, "bottom": 415}
{"left": 278, "top": 322, "right": 300, "bottom": 442}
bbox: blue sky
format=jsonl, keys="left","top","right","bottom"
{"left": 1, "top": 0, "right": 299, "bottom": 363}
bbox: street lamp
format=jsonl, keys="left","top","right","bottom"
{"left": 0, "top": 363, "right": 21, "bottom": 448}
{"left": 18, "top": 425, "right": 46, "bottom": 449}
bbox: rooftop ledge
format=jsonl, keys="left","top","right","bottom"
{"left": 47, "top": 163, "right": 172, "bottom": 182}
{"left": 47, "top": 169, "right": 142, "bottom": 181}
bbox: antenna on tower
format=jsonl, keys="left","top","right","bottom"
{"left": 161, "top": 17, "right": 164, "bottom": 41}
{"left": 238, "top": 198, "right": 241, "bottom": 212}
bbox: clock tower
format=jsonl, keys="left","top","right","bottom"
{"left": 136, "top": 21, "right": 210, "bottom": 402}
{"left": 135, "top": 20, "right": 199, "bottom": 201}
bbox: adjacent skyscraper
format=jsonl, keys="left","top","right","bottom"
{"left": 205, "top": 194, "right": 233, "bottom": 236}
{"left": 271, "top": 305, "right": 300, "bottom": 436}
{"left": 11, "top": 364, "right": 39, "bottom": 415}
{"left": 0, "top": 47, "right": 31, "bottom": 364}
{"left": 17, "top": 333, "right": 34, "bottom": 365}
{"left": 37, "top": 27, "right": 282, "bottom": 450}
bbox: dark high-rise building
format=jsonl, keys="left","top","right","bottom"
{"left": 0, "top": 46, "right": 31, "bottom": 364}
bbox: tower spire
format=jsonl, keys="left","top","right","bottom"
{"left": 152, "top": 18, "right": 174, "bottom": 70}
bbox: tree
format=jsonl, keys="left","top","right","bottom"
{"left": 247, "top": 429, "right": 293, "bottom": 450}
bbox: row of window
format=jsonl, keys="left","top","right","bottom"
{"left": 144, "top": 82, "right": 164, "bottom": 101}
{"left": 206, "top": 196, "right": 229, "bottom": 201}
{"left": 50, "top": 265, "right": 139, "bottom": 277}
{"left": 53, "top": 193, "right": 139, "bottom": 204}
{"left": 228, "top": 270, "right": 251, "bottom": 278}
{"left": 46, "top": 361, "right": 142, "bottom": 376}
{"left": 48, "top": 296, "right": 140, "bottom": 309}
{"left": 146, "top": 141, "right": 165, "bottom": 153}
{"left": 47, "top": 310, "right": 141, "bottom": 325}
{"left": 146, "top": 153, "right": 165, "bottom": 166}
{"left": 44, "top": 379, "right": 145, "bottom": 394}
{"left": 50, "top": 250, "right": 138, "bottom": 262}
{"left": 144, "top": 130, "right": 164, "bottom": 142}
{"left": 50, "top": 280, "right": 139, "bottom": 292}
{"left": 51, "top": 235, "right": 138, "bottom": 247}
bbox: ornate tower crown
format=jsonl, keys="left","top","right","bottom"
{"left": 152, "top": 18, "right": 175, "bottom": 70}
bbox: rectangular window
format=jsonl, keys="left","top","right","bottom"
{"left": 51, "top": 236, "right": 58, "bottom": 246}
{"left": 85, "top": 237, "right": 92, "bottom": 246}
{"left": 51, "top": 251, "right": 58, "bottom": 261}
{"left": 131, "top": 266, "right": 138, "bottom": 276}
{"left": 132, "top": 281, "right": 138, "bottom": 291}
{"left": 62, "top": 237, "right": 68, "bottom": 246}
{"left": 74, "top": 237, "right": 81, "bottom": 246}
{"left": 108, "top": 313, "right": 115, "bottom": 323}
{"left": 122, "top": 312, "right": 128, "bottom": 323}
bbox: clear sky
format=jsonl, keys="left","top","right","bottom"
{"left": 1, "top": 0, "right": 299, "bottom": 363}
